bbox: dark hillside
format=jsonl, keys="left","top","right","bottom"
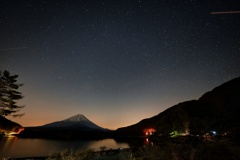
{"left": 115, "top": 77, "right": 240, "bottom": 137}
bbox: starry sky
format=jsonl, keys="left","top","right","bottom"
{"left": 1, "top": 0, "right": 240, "bottom": 129}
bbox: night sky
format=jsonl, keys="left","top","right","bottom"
{"left": 1, "top": 0, "right": 240, "bottom": 129}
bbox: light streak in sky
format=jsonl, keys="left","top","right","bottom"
{"left": 0, "top": 47, "right": 28, "bottom": 52}
{"left": 211, "top": 11, "right": 240, "bottom": 15}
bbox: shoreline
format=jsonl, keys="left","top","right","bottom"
{"left": 4, "top": 147, "right": 135, "bottom": 160}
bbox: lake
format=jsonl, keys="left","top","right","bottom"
{"left": 0, "top": 136, "right": 130, "bottom": 158}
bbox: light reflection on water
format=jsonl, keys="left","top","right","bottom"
{"left": 0, "top": 136, "right": 129, "bottom": 158}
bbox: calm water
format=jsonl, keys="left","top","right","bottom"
{"left": 0, "top": 137, "right": 130, "bottom": 158}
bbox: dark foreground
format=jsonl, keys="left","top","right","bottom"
{"left": 3, "top": 141, "right": 240, "bottom": 160}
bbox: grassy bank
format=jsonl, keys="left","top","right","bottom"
{"left": 3, "top": 141, "right": 240, "bottom": 160}
{"left": 48, "top": 142, "right": 240, "bottom": 160}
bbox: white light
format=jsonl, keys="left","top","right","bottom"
{"left": 212, "top": 131, "right": 217, "bottom": 135}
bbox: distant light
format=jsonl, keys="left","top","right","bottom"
{"left": 211, "top": 131, "right": 217, "bottom": 135}
{"left": 144, "top": 128, "right": 156, "bottom": 136}
{"left": 5, "top": 132, "right": 16, "bottom": 137}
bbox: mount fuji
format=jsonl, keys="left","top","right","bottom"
{"left": 41, "top": 114, "right": 107, "bottom": 131}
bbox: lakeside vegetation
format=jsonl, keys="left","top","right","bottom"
{"left": 3, "top": 136, "right": 240, "bottom": 160}
{"left": 3, "top": 123, "right": 240, "bottom": 159}
{"left": 36, "top": 141, "right": 240, "bottom": 160}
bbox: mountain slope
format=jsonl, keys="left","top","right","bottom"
{"left": 41, "top": 114, "right": 106, "bottom": 131}
{"left": 115, "top": 77, "right": 240, "bottom": 136}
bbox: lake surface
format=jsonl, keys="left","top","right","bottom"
{"left": 0, "top": 136, "right": 130, "bottom": 158}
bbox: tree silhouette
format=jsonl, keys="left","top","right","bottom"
{"left": 0, "top": 70, "right": 24, "bottom": 117}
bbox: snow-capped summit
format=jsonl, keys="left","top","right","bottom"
{"left": 63, "top": 114, "right": 89, "bottom": 122}
{"left": 41, "top": 114, "right": 106, "bottom": 131}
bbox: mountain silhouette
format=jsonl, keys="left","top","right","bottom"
{"left": 115, "top": 77, "right": 240, "bottom": 136}
{"left": 19, "top": 114, "right": 111, "bottom": 139}
{"left": 41, "top": 114, "right": 106, "bottom": 131}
